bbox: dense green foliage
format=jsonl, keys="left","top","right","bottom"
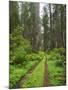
{"left": 9, "top": 26, "right": 44, "bottom": 88}
{"left": 9, "top": 52, "right": 44, "bottom": 88}
{"left": 47, "top": 48, "right": 66, "bottom": 86}
{"left": 9, "top": 61, "right": 36, "bottom": 88}
{"left": 9, "top": 26, "right": 33, "bottom": 88}
{"left": 47, "top": 48, "right": 66, "bottom": 67}
{"left": 9, "top": 26, "right": 45, "bottom": 88}
{"left": 10, "top": 26, "right": 31, "bottom": 64}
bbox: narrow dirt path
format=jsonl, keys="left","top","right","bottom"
{"left": 43, "top": 57, "right": 49, "bottom": 87}
{"left": 15, "top": 61, "right": 41, "bottom": 88}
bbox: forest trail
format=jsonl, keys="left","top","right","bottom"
{"left": 43, "top": 57, "right": 49, "bottom": 87}
{"left": 15, "top": 61, "right": 41, "bottom": 88}
{"left": 15, "top": 57, "right": 49, "bottom": 88}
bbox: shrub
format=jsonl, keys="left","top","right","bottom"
{"left": 14, "top": 47, "right": 27, "bottom": 65}
{"left": 25, "top": 53, "right": 43, "bottom": 62}
{"left": 52, "top": 48, "right": 65, "bottom": 55}
{"left": 10, "top": 26, "right": 32, "bottom": 64}
{"left": 55, "top": 60, "right": 63, "bottom": 67}
{"left": 47, "top": 48, "right": 65, "bottom": 61}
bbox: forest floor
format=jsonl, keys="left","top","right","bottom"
{"left": 19, "top": 58, "right": 45, "bottom": 88}
{"left": 10, "top": 52, "right": 66, "bottom": 88}
{"left": 15, "top": 60, "right": 40, "bottom": 88}
{"left": 18, "top": 57, "right": 50, "bottom": 88}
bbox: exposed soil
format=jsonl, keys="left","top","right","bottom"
{"left": 15, "top": 61, "right": 41, "bottom": 88}
{"left": 43, "top": 58, "right": 49, "bottom": 87}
